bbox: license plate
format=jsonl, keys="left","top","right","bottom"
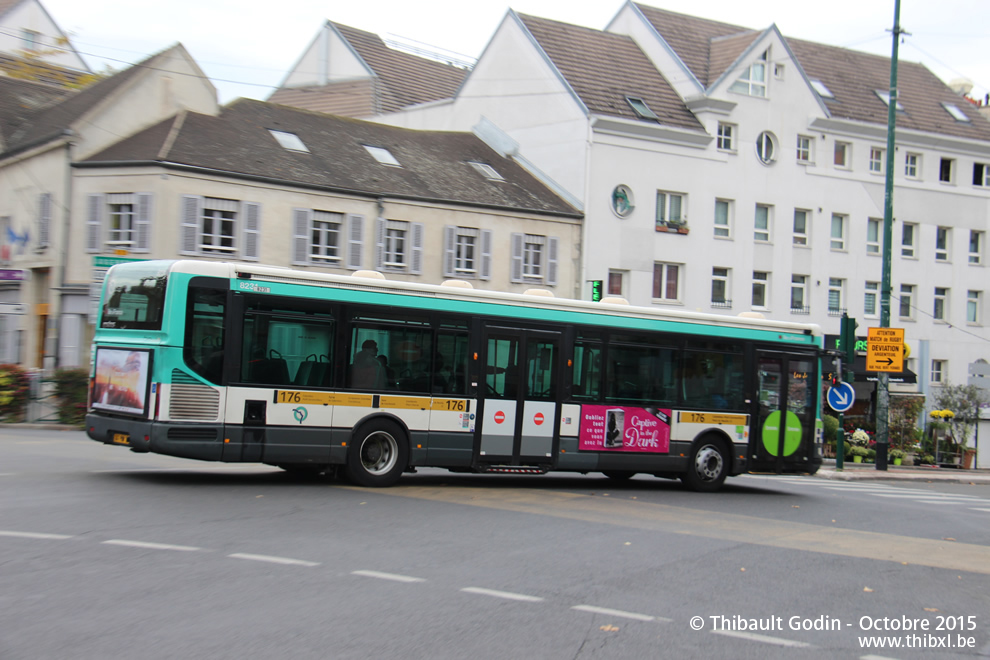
{"left": 112, "top": 433, "right": 130, "bottom": 446}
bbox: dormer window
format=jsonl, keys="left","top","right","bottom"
{"left": 875, "top": 90, "right": 905, "bottom": 111}
{"left": 626, "top": 97, "right": 659, "bottom": 120}
{"left": 468, "top": 161, "right": 504, "bottom": 181}
{"left": 729, "top": 49, "right": 768, "bottom": 97}
{"left": 942, "top": 103, "right": 971, "bottom": 122}
{"left": 269, "top": 130, "right": 309, "bottom": 153}
{"left": 364, "top": 145, "right": 401, "bottom": 167}
{"left": 810, "top": 80, "right": 834, "bottom": 99}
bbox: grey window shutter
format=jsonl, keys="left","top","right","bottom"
{"left": 410, "top": 222, "right": 424, "bottom": 275}
{"left": 292, "top": 208, "right": 310, "bottom": 265}
{"left": 546, "top": 236, "right": 559, "bottom": 286}
{"left": 510, "top": 232, "right": 524, "bottom": 283}
{"left": 38, "top": 193, "right": 51, "bottom": 249}
{"left": 241, "top": 201, "right": 261, "bottom": 261}
{"left": 86, "top": 194, "right": 104, "bottom": 253}
{"left": 443, "top": 226, "right": 456, "bottom": 277}
{"left": 346, "top": 213, "right": 363, "bottom": 270}
{"left": 480, "top": 229, "right": 493, "bottom": 281}
{"left": 134, "top": 193, "right": 152, "bottom": 252}
{"left": 180, "top": 195, "right": 202, "bottom": 255}
{"left": 374, "top": 218, "right": 386, "bottom": 270}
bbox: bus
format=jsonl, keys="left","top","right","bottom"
{"left": 86, "top": 260, "right": 824, "bottom": 491}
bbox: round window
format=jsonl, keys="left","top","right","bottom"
{"left": 755, "top": 131, "right": 777, "bottom": 165}
{"left": 611, "top": 185, "right": 635, "bottom": 217}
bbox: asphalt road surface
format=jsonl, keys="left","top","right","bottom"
{"left": 2, "top": 428, "right": 989, "bottom": 659}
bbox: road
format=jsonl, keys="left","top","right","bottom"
{"left": 2, "top": 428, "right": 989, "bottom": 659}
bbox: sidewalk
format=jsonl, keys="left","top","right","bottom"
{"left": 817, "top": 459, "right": 990, "bottom": 485}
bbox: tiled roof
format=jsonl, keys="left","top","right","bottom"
{"left": 633, "top": 3, "right": 990, "bottom": 142}
{"left": 0, "top": 75, "right": 73, "bottom": 151}
{"left": 517, "top": 13, "right": 702, "bottom": 131}
{"left": 81, "top": 99, "right": 581, "bottom": 217}
{"left": 269, "top": 22, "right": 467, "bottom": 116}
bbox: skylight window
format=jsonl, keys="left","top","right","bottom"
{"left": 268, "top": 129, "right": 309, "bottom": 153}
{"left": 468, "top": 161, "right": 504, "bottom": 181}
{"left": 626, "top": 97, "right": 659, "bottom": 120}
{"left": 364, "top": 145, "right": 401, "bottom": 167}
{"left": 810, "top": 80, "right": 834, "bottom": 98}
{"left": 942, "top": 103, "right": 971, "bottom": 122}
{"left": 874, "top": 90, "right": 905, "bottom": 111}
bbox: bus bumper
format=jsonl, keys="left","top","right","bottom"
{"left": 85, "top": 413, "right": 223, "bottom": 461}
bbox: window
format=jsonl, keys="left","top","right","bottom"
{"left": 752, "top": 271, "right": 769, "bottom": 309}
{"left": 864, "top": 281, "right": 879, "bottom": 318}
{"left": 87, "top": 193, "right": 153, "bottom": 253}
{"left": 970, "top": 230, "right": 984, "bottom": 264}
{"left": 269, "top": 130, "right": 309, "bottom": 153}
{"left": 21, "top": 29, "right": 39, "bottom": 50}
{"left": 792, "top": 209, "right": 809, "bottom": 245}
{"left": 796, "top": 135, "right": 812, "bottom": 163}
{"left": 931, "top": 360, "right": 945, "bottom": 384}
{"left": 968, "top": 290, "right": 982, "bottom": 324}
{"left": 653, "top": 263, "right": 681, "bottom": 302}
{"left": 656, "top": 191, "right": 686, "bottom": 229}
{"left": 935, "top": 226, "right": 950, "bottom": 262}
{"left": 943, "top": 103, "right": 971, "bottom": 122}
{"left": 790, "top": 275, "right": 808, "bottom": 313}
{"left": 974, "top": 163, "right": 990, "bottom": 187}
{"left": 905, "top": 152, "right": 920, "bottom": 178}
{"left": 717, "top": 123, "right": 734, "bottom": 151}
{"left": 293, "top": 210, "right": 363, "bottom": 269}
{"left": 181, "top": 196, "right": 260, "bottom": 260}
{"left": 834, "top": 142, "right": 850, "bottom": 168}
{"left": 875, "top": 90, "right": 905, "bottom": 111}
{"left": 869, "top": 147, "right": 885, "bottom": 174}
{"left": 828, "top": 278, "right": 844, "bottom": 315}
{"left": 443, "top": 226, "right": 492, "bottom": 279}
{"left": 810, "top": 79, "right": 833, "bottom": 98}
{"left": 933, "top": 287, "right": 948, "bottom": 322}
{"left": 939, "top": 158, "right": 954, "bottom": 183}
{"left": 830, "top": 213, "right": 846, "bottom": 251}
{"left": 377, "top": 219, "right": 424, "bottom": 273}
{"left": 608, "top": 271, "right": 624, "bottom": 296}
{"left": 754, "top": 204, "right": 771, "bottom": 242}
{"left": 729, "top": 49, "right": 768, "bottom": 97}
{"left": 468, "top": 162, "right": 503, "bottom": 181}
{"left": 755, "top": 131, "right": 777, "bottom": 164}
{"left": 866, "top": 217, "right": 881, "bottom": 255}
{"left": 511, "top": 233, "right": 558, "bottom": 285}
{"left": 714, "top": 199, "right": 732, "bottom": 238}
{"left": 711, "top": 267, "right": 730, "bottom": 307}
{"left": 901, "top": 222, "right": 916, "bottom": 258}
{"left": 626, "top": 97, "right": 659, "bottom": 120}
{"left": 364, "top": 145, "right": 401, "bottom": 166}
{"left": 899, "top": 284, "right": 915, "bottom": 320}
{"left": 309, "top": 211, "right": 341, "bottom": 263}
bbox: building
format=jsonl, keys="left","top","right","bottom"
{"left": 0, "top": 0, "right": 89, "bottom": 83}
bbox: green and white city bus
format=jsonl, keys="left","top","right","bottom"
{"left": 86, "top": 260, "right": 824, "bottom": 490}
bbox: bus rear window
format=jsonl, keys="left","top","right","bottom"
{"left": 100, "top": 263, "right": 169, "bottom": 330}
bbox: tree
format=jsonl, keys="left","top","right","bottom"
{"left": 888, "top": 394, "right": 925, "bottom": 451}
{"left": 0, "top": 37, "right": 112, "bottom": 89}
{"left": 930, "top": 382, "right": 988, "bottom": 449}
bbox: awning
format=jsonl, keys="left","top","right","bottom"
{"left": 851, "top": 355, "right": 917, "bottom": 384}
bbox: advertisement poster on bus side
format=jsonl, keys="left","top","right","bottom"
{"left": 91, "top": 347, "right": 152, "bottom": 417}
{"left": 579, "top": 405, "right": 671, "bottom": 452}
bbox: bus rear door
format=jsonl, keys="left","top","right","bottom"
{"left": 752, "top": 351, "right": 819, "bottom": 473}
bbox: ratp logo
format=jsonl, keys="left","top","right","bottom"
{"left": 292, "top": 407, "right": 308, "bottom": 424}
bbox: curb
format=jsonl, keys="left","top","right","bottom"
{"left": 815, "top": 467, "right": 990, "bottom": 485}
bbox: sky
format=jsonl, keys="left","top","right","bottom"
{"left": 42, "top": 0, "right": 990, "bottom": 106}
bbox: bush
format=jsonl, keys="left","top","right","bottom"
{"left": 823, "top": 415, "right": 839, "bottom": 441}
{"left": 0, "top": 364, "right": 30, "bottom": 422}
{"left": 54, "top": 368, "right": 89, "bottom": 427}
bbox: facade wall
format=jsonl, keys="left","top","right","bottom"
{"left": 0, "top": 0, "right": 88, "bottom": 71}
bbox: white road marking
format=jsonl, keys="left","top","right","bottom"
{"left": 103, "top": 539, "right": 201, "bottom": 552}
{"left": 460, "top": 587, "right": 544, "bottom": 602}
{"left": 0, "top": 530, "right": 73, "bottom": 540}
{"left": 351, "top": 570, "right": 425, "bottom": 583}
{"left": 228, "top": 553, "right": 320, "bottom": 567}
{"left": 969, "top": 507, "right": 990, "bottom": 513}
{"left": 712, "top": 630, "right": 812, "bottom": 648}
{"left": 571, "top": 605, "right": 661, "bottom": 622}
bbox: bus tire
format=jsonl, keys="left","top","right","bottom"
{"left": 346, "top": 419, "right": 408, "bottom": 487}
{"left": 602, "top": 470, "right": 636, "bottom": 481}
{"left": 681, "top": 436, "right": 729, "bottom": 493}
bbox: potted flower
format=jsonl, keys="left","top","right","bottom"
{"left": 849, "top": 446, "right": 869, "bottom": 463}
{"left": 888, "top": 448, "right": 905, "bottom": 466}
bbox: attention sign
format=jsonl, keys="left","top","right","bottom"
{"left": 866, "top": 327, "right": 904, "bottom": 372}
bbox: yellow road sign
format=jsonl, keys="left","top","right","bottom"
{"left": 866, "top": 327, "right": 904, "bottom": 372}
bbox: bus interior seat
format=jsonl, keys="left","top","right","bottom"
{"left": 251, "top": 357, "right": 291, "bottom": 385}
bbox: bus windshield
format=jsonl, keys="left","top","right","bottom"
{"left": 100, "top": 261, "right": 170, "bottom": 330}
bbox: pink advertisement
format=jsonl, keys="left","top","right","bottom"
{"left": 579, "top": 405, "right": 671, "bottom": 452}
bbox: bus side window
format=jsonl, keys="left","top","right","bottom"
{"left": 572, "top": 343, "right": 601, "bottom": 401}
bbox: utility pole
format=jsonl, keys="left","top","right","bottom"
{"left": 877, "top": 0, "right": 905, "bottom": 471}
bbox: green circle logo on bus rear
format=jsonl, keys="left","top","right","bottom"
{"left": 761, "top": 410, "right": 802, "bottom": 456}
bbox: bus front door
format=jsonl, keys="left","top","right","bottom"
{"left": 752, "top": 351, "right": 819, "bottom": 473}
{"left": 478, "top": 329, "right": 560, "bottom": 468}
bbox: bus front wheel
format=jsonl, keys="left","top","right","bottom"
{"left": 681, "top": 437, "right": 729, "bottom": 492}
{"left": 346, "top": 420, "right": 409, "bottom": 487}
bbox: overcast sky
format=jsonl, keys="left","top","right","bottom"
{"left": 43, "top": 0, "right": 990, "bottom": 106}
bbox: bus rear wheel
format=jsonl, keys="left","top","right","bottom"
{"left": 346, "top": 420, "right": 408, "bottom": 487}
{"left": 681, "top": 437, "right": 729, "bottom": 492}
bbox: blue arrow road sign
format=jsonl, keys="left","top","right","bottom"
{"left": 827, "top": 382, "right": 855, "bottom": 413}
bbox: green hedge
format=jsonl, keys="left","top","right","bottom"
{"left": 0, "top": 364, "right": 30, "bottom": 422}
